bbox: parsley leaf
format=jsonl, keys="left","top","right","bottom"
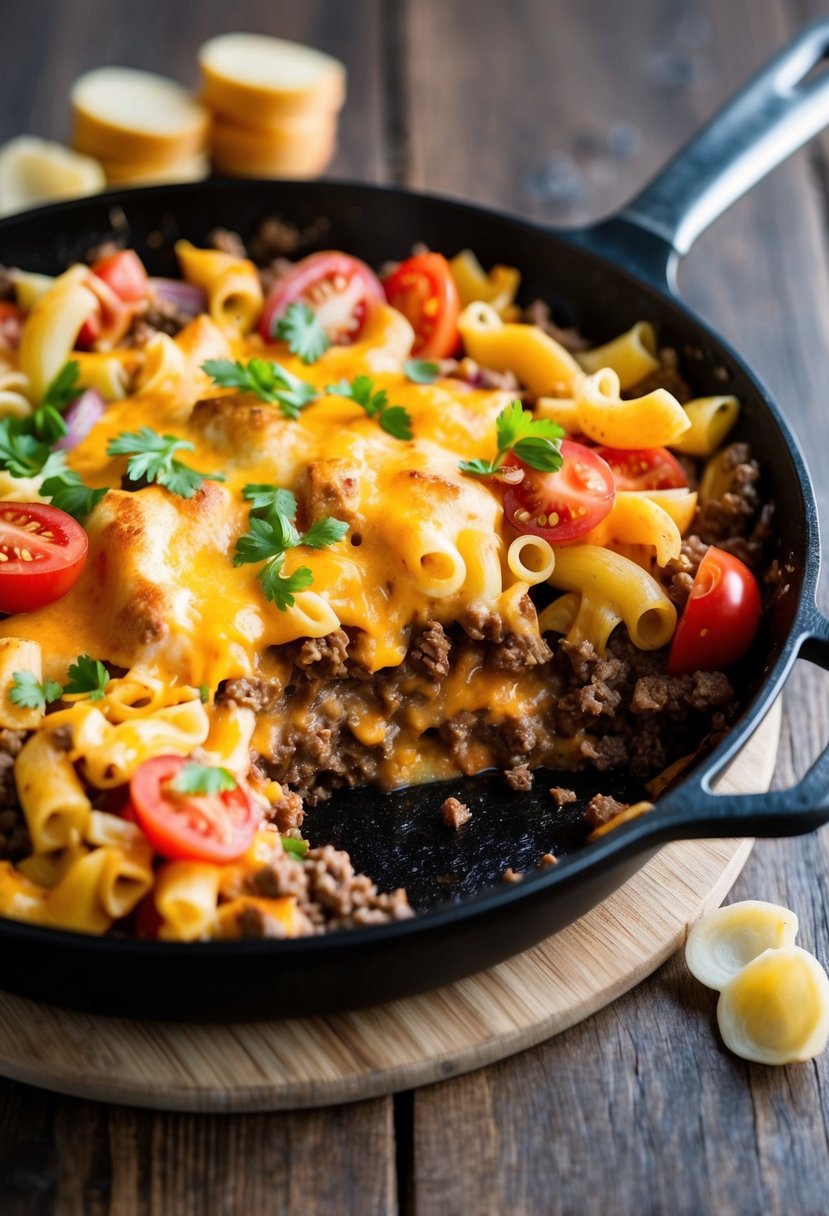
{"left": 327, "top": 375, "right": 413, "bottom": 441}
{"left": 258, "top": 555, "right": 314, "bottom": 610}
{"left": 202, "top": 358, "right": 317, "bottom": 420}
{"left": 301, "top": 516, "right": 350, "bottom": 550}
{"left": 9, "top": 671, "right": 63, "bottom": 713}
{"left": 41, "top": 360, "right": 81, "bottom": 412}
{"left": 281, "top": 836, "right": 309, "bottom": 860}
{"left": 198, "top": 684, "right": 211, "bottom": 704}
{"left": 171, "top": 762, "right": 236, "bottom": 796}
{"left": 0, "top": 419, "right": 54, "bottom": 479}
{"left": 41, "top": 464, "right": 108, "bottom": 520}
{"left": 403, "top": 358, "right": 440, "bottom": 385}
{"left": 233, "top": 511, "right": 301, "bottom": 565}
{"left": 459, "top": 400, "right": 564, "bottom": 477}
{"left": 273, "top": 302, "right": 331, "bottom": 365}
{"left": 63, "top": 654, "right": 109, "bottom": 700}
{"left": 242, "top": 484, "right": 298, "bottom": 517}
{"left": 107, "top": 427, "right": 224, "bottom": 499}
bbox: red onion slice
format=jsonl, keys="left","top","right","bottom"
{"left": 148, "top": 278, "right": 207, "bottom": 318}
{"left": 55, "top": 388, "right": 106, "bottom": 451}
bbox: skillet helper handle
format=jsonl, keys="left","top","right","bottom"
{"left": 656, "top": 613, "right": 829, "bottom": 837}
{"left": 620, "top": 19, "right": 829, "bottom": 256}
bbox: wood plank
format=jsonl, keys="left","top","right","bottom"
{"left": 406, "top": 0, "right": 829, "bottom": 1211}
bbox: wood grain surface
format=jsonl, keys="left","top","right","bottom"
{"left": 0, "top": 0, "right": 827, "bottom": 1212}
{"left": 0, "top": 706, "right": 778, "bottom": 1115}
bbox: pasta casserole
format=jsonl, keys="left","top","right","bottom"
{"left": 0, "top": 227, "right": 773, "bottom": 939}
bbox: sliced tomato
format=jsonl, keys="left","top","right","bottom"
{"left": 76, "top": 272, "right": 132, "bottom": 350}
{"left": 383, "top": 252, "right": 460, "bottom": 358}
{"left": 668, "top": 546, "right": 762, "bottom": 676}
{"left": 129, "top": 754, "right": 256, "bottom": 864}
{"left": 259, "top": 251, "right": 384, "bottom": 345}
{"left": 502, "top": 439, "right": 616, "bottom": 544}
{"left": 595, "top": 446, "right": 687, "bottom": 492}
{"left": 0, "top": 301, "right": 23, "bottom": 350}
{"left": 0, "top": 503, "right": 88, "bottom": 614}
{"left": 90, "top": 250, "right": 149, "bottom": 303}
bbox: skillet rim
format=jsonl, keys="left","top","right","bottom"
{"left": 0, "top": 175, "right": 817, "bottom": 961}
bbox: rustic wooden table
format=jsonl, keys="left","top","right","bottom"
{"left": 1, "top": 0, "right": 829, "bottom": 1211}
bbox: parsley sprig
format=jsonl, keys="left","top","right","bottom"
{"left": 327, "top": 375, "right": 413, "bottom": 440}
{"left": 31, "top": 360, "right": 82, "bottom": 444}
{"left": 458, "top": 401, "right": 565, "bottom": 476}
{"left": 107, "top": 427, "right": 224, "bottom": 498}
{"left": 63, "top": 654, "right": 109, "bottom": 700}
{"left": 40, "top": 457, "right": 108, "bottom": 520}
{"left": 8, "top": 671, "right": 63, "bottom": 713}
{"left": 235, "top": 484, "right": 348, "bottom": 611}
{"left": 202, "top": 358, "right": 317, "bottom": 420}
{"left": 171, "top": 762, "right": 236, "bottom": 796}
{"left": 403, "top": 359, "right": 440, "bottom": 385}
{"left": 273, "top": 302, "right": 331, "bottom": 365}
{"left": 0, "top": 420, "right": 64, "bottom": 480}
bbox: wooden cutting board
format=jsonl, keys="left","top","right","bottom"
{"left": 0, "top": 701, "right": 781, "bottom": 1112}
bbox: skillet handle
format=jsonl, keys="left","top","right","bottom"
{"left": 655, "top": 610, "right": 829, "bottom": 837}
{"left": 619, "top": 19, "right": 829, "bottom": 257}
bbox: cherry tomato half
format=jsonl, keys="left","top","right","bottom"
{"left": 259, "top": 251, "right": 384, "bottom": 345}
{"left": 595, "top": 446, "right": 688, "bottom": 492}
{"left": 90, "top": 250, "right": 149, "bottom": 303}
{"left": 383, "top": 252, "right": 460, "bottom": 358}
{"left": 502, "top": 439, "right": 616, "bottom": 544}
{"left": 76, "top": 271, "right": 132, "bottom": 350}
{"left": 668, "top": 546, "right": 762, "bottom": 676}
{"left": 0, "top": 502, "right": 88, "bottom": 614}
{"left": 129, "top": 754, "right": 257, "bottom": 865}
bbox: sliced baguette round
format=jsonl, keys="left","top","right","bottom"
{"left": 199, "top": 33, "right": 346, "bottom": 125}
{"left": 100, "top": 152, "right": 210, "bottom": 186}
{"left": 211, "top": 112, "right": 337, "bottom": 178}
{"left": 71, "top": 67, "right": 210, "bottom": 163}
{"left": 0, "top": 136, "right": 105, "bottom": 216}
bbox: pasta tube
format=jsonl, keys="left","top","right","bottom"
{"left": 575, "top": 368, "right": 691, "bottom": 447}
{"left": 458, "top": 302, "right": 580, "bottom": 395}
{"left": 576, "top": 322, "right": 659, "bottom": 389}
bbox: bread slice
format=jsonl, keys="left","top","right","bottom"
{"left": 0, "top": 136, "right": 105, "bottom": 216}
{"left": 71, "top": 67, "right": 210, "bottom": 162}
{"left": 199, "top": 33, "right": 346, "bottom": 125}
{"left": 211, "top": 112, "right": 337, "bottom": 178}
{"left": 101, "top": 152, "right": 210, "bottom": 186}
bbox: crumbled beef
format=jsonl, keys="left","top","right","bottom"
{"left": 248, "top": 217, "right": 304, "bottom": 261}
{"left": 522, "top": 299, "right": 590, "bottom": 352}
{"left": 304, "top": 458, "right": 361, "bottom": 523}
{"left": 84, "top": 239, "right": 123, "bottom": 264}
{"left": 550, "top": 786, "right": 577, "bottom": 807}
{"left": 0, "top": 729, "right": 29, "bottom": 861}
{"left": 123, "top": 298, "right": 190, "bottom": 346}
{"left": 258, "top": 257, "right": 294, "bottom": 297}
{"left": 209, "top": 227, "right": 247, "bottom": 259}
{"left": 264, "top": 788, "right": 305, "bottom": 833}
{"left": 578, "top": 734, "right": 629, "bottom": 771}
{"left": 410, "top": 621, "right": 451, "bottom": 680}
{"left": 624, "top": 347, "right": 691, "bottom": 403}
{"left": 237, "top": 904, "right": 293, "bottom": 939}
{"left": 295, "top": 630, "right": 349, "bottom": 680}
{"left": 460, "top": 603, "right": 505, "bottom": 643}
{"left": 629, "top": 671, "right": 733, "bottom": 717}
{"left": 505, "top": 764, "right": 533, "bottom": 791}
{"left": 441, "top": 796, "right": 472, "bottom": 828}
{"left": 436, "top": 356, "right": 521, "bottom": 392}
{"left": 694, "top": 442, "right": 766, "bottom": 555}
{"left": 663, "top": 534, "right": 709, "bottom": 609}
{"left": 490, "top": 631, "right": 552, "bottom": 671}
{"left": 218, "top": 677, "right": 281, "bottom": 713}
{"left": 50, "top": 725, "right": 73, "bottom": 752}
{"left": 584, "top": 793, "right": 628, "bottom": 827}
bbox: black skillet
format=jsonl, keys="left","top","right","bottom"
{"left": 1, "top": 26, "right": 829, "bottom": 1020}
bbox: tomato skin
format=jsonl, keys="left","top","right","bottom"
{"left": 595, "top": 446, "right": 688, "bottom": 492}
{"left": 90, "top": 250, "right": 149, "bottom": 303}
{"left": 383, "top": 253, "right": 460, "bottom": 358}
{"left": 502, "top": 439, "right": 616, "bottom": 544}
{"left": 668, "top": 546, "right": 762, "bottom": 676}
{"left": 0, "top": 503, "right": 88, "bottom": 614}
{"left": 259, "top": 251, "right": 384, "bottom": 345}
{"left": 130, "top": 755, "right": 257, "bottom": 865}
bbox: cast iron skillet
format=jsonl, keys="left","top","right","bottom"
{"left": 1, "top": 26, "right": 829, "bottom": 1020}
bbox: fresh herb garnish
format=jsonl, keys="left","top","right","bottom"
{"left": 234, "top": 493, "right": 348, "bottom": 612}
{"left": 327, "top": 374, "right": 413, "bottom": 440}
{"left": 40, "top": 460, "right": 108, "bottom": 520}
{"left": 8, "top": 671, "right": 63, "bottom": 713}
{"left": 171, "top": 762, "right": 236, "bottom": 796}
{"left": 198, "top": 684, "right": 210, "bottom": 704}
{"left": 403, "top": 358, "right": 440, "bottom": 385}
{"left": 107, "top": 427, "right": 224, "bottom": 498}
{"left": 202, "top": 358, "right": 317, "bottom": 420}
{"left": 30, "top": 360, "right": 83, "bottom": 443}
{"left": 273, "top": 302, "right": 331, "bottom": 365}
{"left": 282, "top": 836, "right": 309, "bottom": 860}
{"left": 0, "top": 419, "right": 58, "bottom": 479}
{"left": 63, "top": 654, "right": 109, "bottom": 700}
{"left": 458, "top": 400, "right": 565, "bottom": 476}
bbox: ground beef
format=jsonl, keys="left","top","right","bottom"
{"left": 624, "top": 346, "right": 691, "bottom": 403}
{"left": 0, "top": 729, "right": 29, "bottom": 861}
{"left": 490, "top": 630, "right": 552, "bottom": 671}
{"left": 218, "top": 677, "right": 281, "bottom": 713}
{"left": 248, "top": 217, "right": 305, "bottom": 261}
{"left": 505, "top": 764, "right": 533, "bottom": 791}
{"left": 459, "top": 603, "right": 505, "bottom": 643}
{"left": 693, "top": 442, "right": 773, "bottom": 570}
{"left": 264, "top": 788, "right": 305, "bottom": 833}
{"left": 295, "top": 630, "right": 350, "bottom": 680}
{"left": 209, "top": 227, "right": 247, "bottom": 259}
{"left": 410, "top": 621, "right": 451, "bottom": 680}
{"left": 304, "top": 458, "right": 362, "bottom": 523}
{"left": 578, "top": 734, "right": 630, "bottom": 771}
{"left": 84, "top": 239, "right": 123, "bottom": 264}
{"left": 123, "top": 298, "right": 191, "bottom": 346}
{"left": 247, "top": 843, "right": 412, "bottom": 933}
{"left": 522, "top": 299, "right": 590, "bottom": 352}
{"left": 442, "top": 796, "right": 472, "bottom": 828}
{"left": 584, "top": 794, "right": 628, "bottom": 828}
{"left": 436, "top": 356, "right": 521, "bottom": 392}
{"left": 663, "top": 534, "right": 710, "bottom": 609}
{"left": 550, "top": 786, "right": 577, "bottom": 807}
